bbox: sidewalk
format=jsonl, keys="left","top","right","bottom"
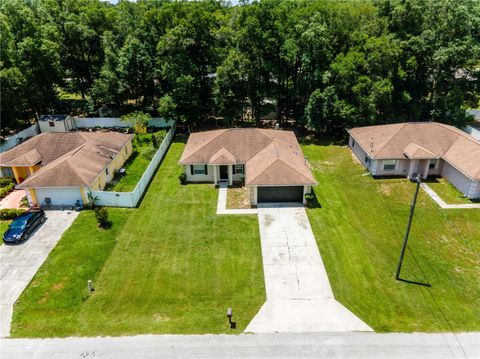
{"left": 216, "top": 183, "right": 258, "bottom": 215}
{"left": 421, "top": 183, "right": 480, "bottom": 209}
{"left": 0, "top": 190, "right": 26, "bottom": 210}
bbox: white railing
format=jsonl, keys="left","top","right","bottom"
{"left": 91, "top": 122, "right": 176, "bottom": 207}
{"left": 73, "top": 117, "right": 174, "bottom": 129}
{"left": 0, "top": 124, "right": 40, "bottom": 153}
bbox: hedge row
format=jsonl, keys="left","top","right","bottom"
{"left": 0, "top": 208, "right": 27, "bottom": 220}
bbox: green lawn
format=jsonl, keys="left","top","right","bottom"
{"left": 0, "top": 220, "right": 11, "bottom": 244}
{"left": 12, "top": 141, "right": 264, "bottom": 337}
{"left": 107, "top": 133, "right": 167, "bottom": 192}
{"left": 424, "top": 177, "right": 477, "bottom": 204}
{"left": 302, "top": 140, "right": 480, "bottom": 332}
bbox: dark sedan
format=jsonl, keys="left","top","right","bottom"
{"left": 3, "top": 209, "right": 46, "bottom": 244}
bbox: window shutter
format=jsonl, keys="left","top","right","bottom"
{"left": 190, "top": 165, "right": 194, "bottom": 175}
{"left": 232, "top": 165, "right": 236, "bottom": 174}
{"left": 204, "top": 165, "right": 208, "bottom": 175}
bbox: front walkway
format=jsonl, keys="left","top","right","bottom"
{"left": 0, "top": 190, "right": 26, "bottom": 210}
{"left": 0, "top": 210, "right": 79, "bottom": 337}
{"left": 421, "top": 183, "right": 480, "bottom": 209}
{"left": 216, "top": 182, "right": 257, "bottom": 215}
{"left": 245, "top": 204, "right": 372, "bottom": 333}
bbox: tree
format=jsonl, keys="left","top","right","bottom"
{"left": 121, "top": 111, "right": 150, "bottom": 133}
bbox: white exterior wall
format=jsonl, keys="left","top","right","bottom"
{"left": 349, "top": 136, "right": 372, "bottom": 172}
{"left": 35, "top": 187, "right": 83, "bottom": 206}
{"left": 249, "top": 186, "right": 258, "bottom": 205}
{"left": 39, "top": 117, "right": 75, "bottom": 133}
{"left": 373, "top": 159, "right": 410, "bottom": 176}
{"left": 185, "top": 165, "right": 214, "bottom": 182}
{"left": 441, "top": 162, "right": 475, "bottom": 198}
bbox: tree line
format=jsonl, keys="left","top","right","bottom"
{"left": 1, "top": 0, "right": 479, "bottom": 135}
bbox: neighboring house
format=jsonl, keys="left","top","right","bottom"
{"left": 0, "top": 132, "right": 133, "bottom": 206}
{"left": 348, "top": 122, "right": 480, "bottom": 199}
{"left": 38, "top": 114, "right": 76, "bottom": 133}
{"left": 179, "top": 128, "right": 316, "bottom": 205}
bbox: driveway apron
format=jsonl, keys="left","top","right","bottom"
{"left": 245, "top": 203, "right": 372, "bottom": 333}
{"left": 0, "top": 210, "right": 78, "bottom": 337}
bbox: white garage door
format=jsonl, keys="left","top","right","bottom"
{"left": 35, "top": 188, "right": 83, "bottom": 206}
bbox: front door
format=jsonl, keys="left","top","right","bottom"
{"left": 220, "top": 165, "right": 228, "bottom": 181}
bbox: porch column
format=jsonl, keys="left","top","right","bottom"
{"left": 422, "top": 159, "right": 430, "bottom": 179}
{"left": 213, "top": 165, "right": 218, "bottom": 185}
{"left": 11, "top": 167, "right": 22, "bottom": 184}
{"left": 228, "top": 165, "right": 233, "bottom": 186}
{"left": 407, "top": 160, "right": 416, "bottom": 179}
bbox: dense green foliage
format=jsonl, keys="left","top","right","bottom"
{"left": 2, "top": 0, "right": 479, "bottom": 133}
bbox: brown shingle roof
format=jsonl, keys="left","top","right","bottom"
{"left": 348, "top": 122, "right": 480, "bottom": 180}
{"left": 180, "top": 128, "right": 316, "bottom": 186}
{"left": 403, "top": 143, "right": 438, "bottom": 159}
{"left": 0, "top": 132, "right": 132, "bottom": 187}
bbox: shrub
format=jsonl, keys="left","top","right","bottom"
{"left": 94, "top": 207, "right": 110, "bottom": 228}
{"left": 19, "top": 196, "right": 29, "bottom": 207}
{"left": 142, "top": 147, "right": 157, "bottom": 160}
{"left": 0, "top": 177, "right": 14, "bottom": 187}
{"left": 0, "top": 208, "right": 26, "bottom": 220}
{"left": 152, "top": 130, "right": 167, "bottom": 148}
{"left": 178, "top": 173, "right": 187, "bottom": 185}
{"left": 0, "top": 183, "right": 15, "bottom": 200}
{"left": 304, "top": 193, "right": 314, "bottom": 208}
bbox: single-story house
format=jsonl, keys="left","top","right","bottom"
{"left": 0, "top": 131, "right": 133, "bottom": 206}
{"left": 179, "top": 128, "right": 316, "bottom": 205}
{"left": 347, "top": 122, "right": 480, "bottom": 199}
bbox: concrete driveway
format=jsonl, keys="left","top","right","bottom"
{"left": 246, "top": 203, "right": 372, "bottom": 333}
{"left": 0, "top": 210, "right": 78, "bottom": 337}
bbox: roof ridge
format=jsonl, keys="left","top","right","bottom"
{"left": 19, "top": 144, "right": 87, "bottom": 187}
{"left": 181, "top": 129, "right": 227, "bottom": 163}
{"left": 372, "top": 123, "right": 408, "bottom": 156}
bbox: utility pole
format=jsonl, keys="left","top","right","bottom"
{"left": 395, "top": 175, "right": 421, "bottom": 280}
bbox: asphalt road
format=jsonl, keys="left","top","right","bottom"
{"left": 1, "top": 332, "right": 479, "bottom": 359}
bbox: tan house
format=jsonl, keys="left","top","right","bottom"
{"left": 348, "top": 122, "right": 480, "bottom": 199}
{"left": 179, "top": 128, "right": 316, "bottom": 204}
{"left": 0, "top": 131, "right": 133, "bottom": 206}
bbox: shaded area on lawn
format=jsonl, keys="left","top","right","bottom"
{"left": 12, "top": 140, "right": 265, "bottom": 337}
{"left": 303, "top": 142, "right": 480, "bottom": 332}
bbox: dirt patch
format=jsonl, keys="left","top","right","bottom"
{"left": 153, "top": 313, "right": 171, "bottom": 322}
{"left": 379, "top": 184, "right": 391, "bottom": 196}
{"left": 226, "top": 186, "right": 252, "bottom": 209}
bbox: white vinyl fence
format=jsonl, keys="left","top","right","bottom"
{"left": 0, "top": 123, "right": 40, "bottom": 153}
{"left": 467, "top": 109, "right": 480, "bottom": 121}
{"left": 90, "top": 121, "right": 176, "bottom": 207}
{"left": 73, "top": 117, "right": 173, "bottom": 129}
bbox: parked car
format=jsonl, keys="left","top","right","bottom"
{"left": 2, "top": 209, "right": 46, "bottom": 244}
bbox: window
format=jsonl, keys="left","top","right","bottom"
{"left": 429, "top": 159, "right": 438, "bottom": 169}
{"left": 191, "top": 165, "right": 207, "bottom": 175}
{"left": 48, "top": 121, "right": 55, "bottom": 127}
{"left": 106, "top": 168, "right": 109, "bottom": 175}
{"left": 2, "top": 167, "right": 13, "bottom": 177}
{"left": 234, "top": 164, "right": 244, "bottom": 174}
{"left": 365, "top": 156, "right": 371, "bottom": 166}
{"left": 383, "top": 159, "right": 397, "bottom": 170}
{"left": 351, "top": 140, "right": 355, "bottom": 148}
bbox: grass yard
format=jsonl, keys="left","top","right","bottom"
{"left": 106, "top": 135, "right": 158, "bottom": 192}
{"left": 302, "top": 140, "right": 480, "bottom": 332}
{"left": 424, "top": 177, "right": 477, "bottom": 204}
{"left": 12, "top": 140, "right": 264, "bottom": 337}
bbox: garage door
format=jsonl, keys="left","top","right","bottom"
{"left": 257, "top": 186, "right": 304, "bottom": 203}
{"left": 35, "top": 188, "right": 83, "bottom": 206}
